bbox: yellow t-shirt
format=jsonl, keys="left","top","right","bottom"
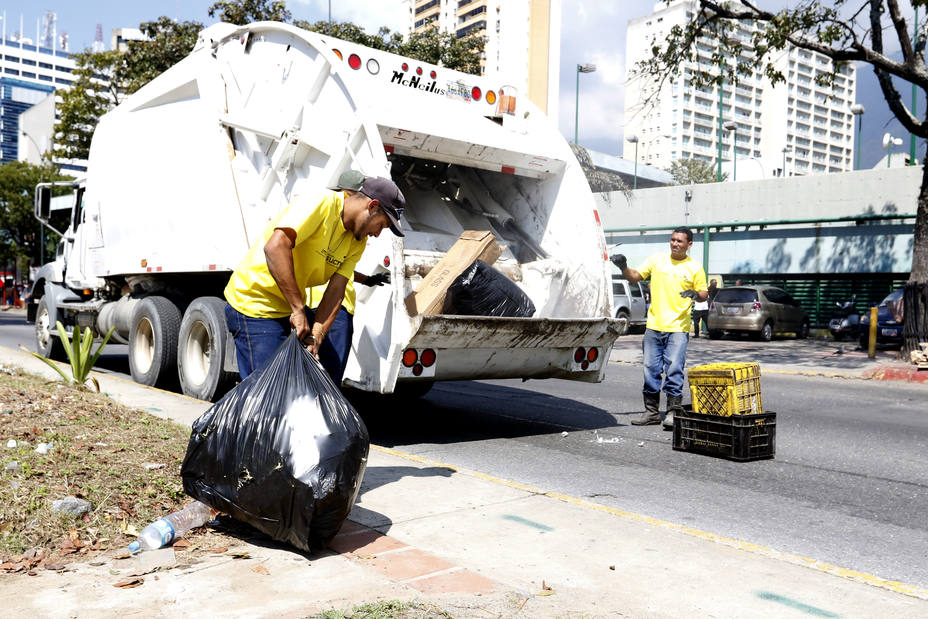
{"left": 308, "top": 279, "right": 356, "bottom": 315}
{"left": 638, "top": 253, "right": 707, "bottom": 332}
{"left": 224, "top": 191, "right": 366, "bottom": 318}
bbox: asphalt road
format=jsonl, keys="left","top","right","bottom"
{"left": 2, "top": 309, "right": 927, "bottom": 589}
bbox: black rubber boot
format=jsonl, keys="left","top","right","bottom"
{"left": 664, "top": 394, "right": 684, "bottom": 431}
{"left": 632, "top": 392, "right": 661, "bottom": 426}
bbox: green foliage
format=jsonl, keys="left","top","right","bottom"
{"left": 665, "top": 158, "right": 726, "bottom": 185}
{"left": 28, "top": 321, "right": 116, "bottom": 389}
{"left": 0, "top": 161, "right": 66, "bottom": 267}
{"left": 208, "top": 0, "right": 291, "bottom": 24}
{"left": 121, "top": 18, "right": 204, "bottom": 93}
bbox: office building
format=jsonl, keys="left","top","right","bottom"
{"left": 624, "top": 0, "right": 857, "bottom": 178}
{"left": 404, "top": 0, "right": 561, "bottom": 118}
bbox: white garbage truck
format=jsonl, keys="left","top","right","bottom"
{"left": 29, "top": 21, "right": 620, "bottom": 401}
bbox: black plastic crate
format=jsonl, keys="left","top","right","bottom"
{"left": 673, "top": 409, "right": 776, "bottom": 461}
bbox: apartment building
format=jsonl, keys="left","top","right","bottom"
{"left": 404, "top": 0, "right": 561, "bottom": 118}
{"left": 624, "top": 0, "right": 857, "bottom": 179}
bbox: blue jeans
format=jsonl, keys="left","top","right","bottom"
{"left": 642, "top": 329, "right": 689, "bottom": 397}
{"left": 224, "top": 304, "right": 353, "bottom": 384}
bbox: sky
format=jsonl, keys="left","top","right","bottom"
{"left": 0, "top": 0, "right": 916, "bottom": 169}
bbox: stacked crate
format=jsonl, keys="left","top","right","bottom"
{"left": 674, "top": 363, "right": 775, "bottom": 461}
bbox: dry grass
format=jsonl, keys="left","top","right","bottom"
{"left": 0, "top": 366, "right": 228, "bottom": 571}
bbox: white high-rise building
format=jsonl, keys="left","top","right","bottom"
{"left": 402, "top": 0, "right": 561, "bottom": 118}
{"left": 624, "top": 1, "right": 858, "bottom": 179}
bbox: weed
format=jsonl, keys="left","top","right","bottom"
{"left": 310, "top": 600, "right": 454, "bottom": 619}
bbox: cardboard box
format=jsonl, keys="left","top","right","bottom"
{"left": 405, "top": 230, "right": 501, "bottom": 316}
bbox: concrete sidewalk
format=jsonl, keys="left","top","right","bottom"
{"left": 1, "top": 344, "right": 927, "bottom": 617}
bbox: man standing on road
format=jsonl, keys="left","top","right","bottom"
{"left": 224, "top": 173, "right": 405, "bottom": 381}
{"left": 611, "top": 227, "right": 708, "bottom": 430}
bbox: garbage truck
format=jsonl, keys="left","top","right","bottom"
{"left": 29, "top": 21, "right": 621, "bottom": 401}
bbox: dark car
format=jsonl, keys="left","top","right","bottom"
{"left": 707, "top": 285, "right": 809, "bottom": 341}
{"left": 858, "top": 289, "right": 904, "bottom": 348}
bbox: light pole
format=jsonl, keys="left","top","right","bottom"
{"left": 574, "top": 63, "right": 596, "bottom": 144}
{"left": 626, "top": 134, "right": 639, "bottom": 189}
{"left": 723, "top": 120, "right": 737, "bottom": 181}
{"left": 883, "top": 132, "right": 903, "bottom": 167}
{"left": 781, "top": 145, "right": 792, "bottom": 177}
{"left": 850, "top": 103, "right": 864, "bottom": 170}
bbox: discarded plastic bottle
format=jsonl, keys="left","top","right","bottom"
{"left": 128, "top": 501, "right": 212, "bottom": 553}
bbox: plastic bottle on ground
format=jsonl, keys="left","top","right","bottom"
{"left": 128, "top": 501, "right": 213, "bottom": 553}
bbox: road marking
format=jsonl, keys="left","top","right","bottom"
{"left": 755, "top": 591, "right": 841, "bottom": 617}
{"left": 371, "top": 444, "right": 928, "bottom": 601}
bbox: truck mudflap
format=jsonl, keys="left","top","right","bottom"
{"left": 398, "top": 315, "right": 622, "bottom": 383}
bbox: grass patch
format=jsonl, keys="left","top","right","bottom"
{"left": 311, "top": 600, "right": 453, "bottom": 619}
{"left": 0, "top": 367, "right": 214, "bottom": 566}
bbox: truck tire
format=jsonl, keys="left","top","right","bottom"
{"left": 35, "top": 297, "right": 66, "bottom": 361}
{"left": 178, "top": 297, "right": 237, "bottom": 401}
{"left": 129, "top": 296, "right": 181, "bottom": 388}
{"left": 615, "top": 309, "right": 630, "bottom": 336}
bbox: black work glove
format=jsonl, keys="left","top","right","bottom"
{"left": 363, "top": 272, "right": 391, "bottom": 287}
{"left": 610, "top": 254, "right": 628, "bottom": 270}
{"left": 680, "top": 289, "right": 699, "bottom": 300}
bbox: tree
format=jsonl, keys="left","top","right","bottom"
{"left": 665, "top": 158, "right": 727, "bottom": 185}
{"left": 0, "top": 162, "right": 67, "bottom": 269}
{"left": 121, "top": 18, "right": 203, "bottom": 93}
{"left": 208, "top": 0, "right": 291, "bottom": 24}
{"left": 636, "top": 0, "right": 928, "bottom": 352}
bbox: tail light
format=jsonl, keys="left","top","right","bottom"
{"left": 574, "top": 347, "right": 586, "bottom": 363}
{"left": 586, "top": 348, "right": 599, "bottom": 362}
{"left": 402, "top": 349, "right": 418, "bottom": 367}
{"left": 751, "top": 301, "right": 762, "bottom": 312}
{"left": 420, "top": 349, "right": 436, "bottom": 367}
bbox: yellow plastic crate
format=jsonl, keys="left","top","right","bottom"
{"left": 688, "top": 362, "right": 763, "bottom": 417}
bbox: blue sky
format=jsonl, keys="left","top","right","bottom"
{"left": 0, "top": 0, "right": 916, "bottom": 169}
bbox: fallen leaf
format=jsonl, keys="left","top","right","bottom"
{"left": 209, "top": 547, "right": 228, "bottom": 554}
{"left": 113, "top": 553, "right": 131, "bottom": 560}
{"left": 113, "top": 577, "right": 144, "bottom": 589}
{"left": 537, "top": 590, "right": 556, "bottom": 597}
{"left": 172, "top": 539, "right": 191, "bottom": 549}
{"left": 609, "top": 565, "right": 615, "bottom": 570}
{"left": 27, "top": 571, "right": 37, "bottom": 576}
{"left": 43, "top": 563, "right": 66, "bottom": 571}
{"left": 251, "top": 565, "right": 269, "bottom": 575}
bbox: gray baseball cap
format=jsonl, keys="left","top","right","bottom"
{"left": 360, "top": 176, "right": 405, "bottom": 237}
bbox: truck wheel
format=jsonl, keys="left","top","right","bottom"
{"left": 35, "top": 297, "right": 66, "bottom": 361}
{"left": 129, "top": 296, "right": 181, "bottom": 388}
{"left": 178, "top": 297, "right": 236, "bottom": 401}
{"left": 615, "top": 309, "right": 630, "bottom": 336}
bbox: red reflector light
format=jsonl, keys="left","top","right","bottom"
{"left": 586, "top": 348, "right": 598, "bottom": 362}
{"left": 471, "top": 86, "right": 482, "bottom": 101}
{"left": 501, "top": 165, "right": 515, "bottom": 175}
{"left": 383, "top": 256, "right": 391, "bottom": 267}
{"left": 751, "top": 301, "right": 762, "bottom": 311}
{"left": 416, "top": 66, "right": 423, "bottom": 75}
{"left": 420, "top": 349, "right": 436, "bottom": 367}
{"left": 430, "top": 70, "right": 436, "bottom": 79}
{"left": 402, "top": 63, "right": 409, "bottom": 71}
{"left": 581, "top": 360, "right": 589, "bottom": 370}
{"left": 574, "top": 347, "right": 586, "bottom": 363}
{"left": 413, "top": 364, "right": 424, "bottom": 376}
{"left": 348, "top": 54, "right": 362, "bottom": 69}
{"left": 402, "top": 349, "right": 418, "bottom": 367}
{"left": 384, "top": 144, "right": 395, "bottom": 154}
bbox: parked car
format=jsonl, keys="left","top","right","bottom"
{"left": 707, "top": 285, "right": 809, "bottom": 341}
{"left": 612, "top": 277, "right": 649, "bottom": 335}
{"left": 858, "top": 288, "right": 904, "bottom": 348}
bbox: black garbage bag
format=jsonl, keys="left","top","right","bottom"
{"left": 181, "top": 332, "right": 369, "bottom": 552}
{"left": 444, "top": 260, "right": 536, "bottom": 317}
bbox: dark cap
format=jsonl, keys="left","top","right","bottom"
{"left": 329, "top": 169, "right": 365, "bottom": 192}
{"left": 360, "top": 176, "right": 405, "bottom": 237}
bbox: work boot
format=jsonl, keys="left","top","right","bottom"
{"left": 631, "top": 392, "right": 661, "bottom": 426}
{"left": 663, "top": 394, "right": 684, "bottom": 431}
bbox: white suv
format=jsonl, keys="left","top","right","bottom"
{"left": 612, "top": 277, "right": 649, "bottom": 335}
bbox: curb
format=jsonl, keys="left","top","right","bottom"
{"left": 862, "top": 365, "right": 928, "bottom": 383}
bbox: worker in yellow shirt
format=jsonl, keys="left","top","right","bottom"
{"left": 611, "top": 227, "right": 708, "bottom": 430}
{"left": 224, "top": 172, "right": 404, "bottom": 381}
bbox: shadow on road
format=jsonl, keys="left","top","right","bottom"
{"left": 350, "top": 381, "right": 620, "bottom": 448}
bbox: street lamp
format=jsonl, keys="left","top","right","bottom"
{"left": 850, "top": 103, "right": 865, "bottom": 170}
{"left": 626, "top": 134, "right": 639, "bottom": 190}
{"left": 723, "top": 121, "right": 737, "bottom": 181}
{"left": 574, "top": 63, "right": 596, "bottom": 144}
{"left": 781, "top": 145, "right": 792, "bottom": 177}
{"left": 883, "top": 132, "right": 903, "bottom": 167}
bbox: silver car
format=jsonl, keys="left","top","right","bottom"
{"left": 707, "top": 285, "right": 809, "bottom": 341}
{"left": 612, "top": 277, "right": 649, "bottom": 335}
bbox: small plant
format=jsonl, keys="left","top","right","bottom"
{"left": 26, "top": 321, "right": 115, "bottom": 391}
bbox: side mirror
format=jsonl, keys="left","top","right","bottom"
{"left": 35, "top": 185, "right": 51, "bottom": 221}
